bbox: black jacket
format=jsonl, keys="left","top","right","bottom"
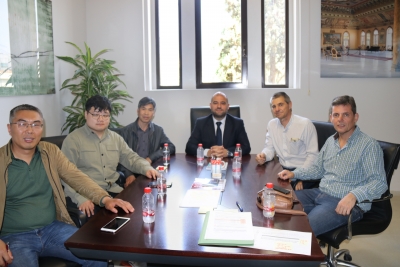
{"left": 185, "top": 114, "right": 251, "bottom": 156}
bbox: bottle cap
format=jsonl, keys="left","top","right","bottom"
{"left": 144, "top": 187, "right": 152, "bottom": 193}
{"left": 266, "top": 183, "right": 274, "bottom": 189}
{"left": 236, "top": 143, "right": 241, "bottom": 147}
{"left": 164, "top": 143, "right": 168, "bottom": 147}
{"left": 198, "top": 143, "right": 203, "bottom": 147}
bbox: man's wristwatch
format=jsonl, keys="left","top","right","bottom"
{"left": 99, "top": 195, "right": 113, "bottom": 207}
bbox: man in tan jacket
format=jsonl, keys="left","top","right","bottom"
{"left": 0, "top": 104, "right": 133, "bottom": 267}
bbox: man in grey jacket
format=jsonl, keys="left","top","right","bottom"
{"left": 112, "top": 97, "right": 175, "bottom": 181}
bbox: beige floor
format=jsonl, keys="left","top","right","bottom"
{"left": 115, "top": 191, "right": 400, "bottom": 267}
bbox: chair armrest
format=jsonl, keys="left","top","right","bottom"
{"left": 346, "top": 193, "right": 393, "bottom": 240}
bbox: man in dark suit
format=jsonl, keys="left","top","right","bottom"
{"left": 185, "top": 92, "right": 251, "bottom": 157}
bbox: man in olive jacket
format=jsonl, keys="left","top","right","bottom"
{"left": 0, "top": 104, "right": 133, "bottom": 267}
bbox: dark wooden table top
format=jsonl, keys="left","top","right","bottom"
{"left": 65, "top": 154, "right": 324, "bottom": 266}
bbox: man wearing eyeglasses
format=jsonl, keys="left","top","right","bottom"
{"left": 0, "top": 104, "right": 134, "bottom": 266}
{"left": 61, "top": 95, "right": 158, "bottom": 217}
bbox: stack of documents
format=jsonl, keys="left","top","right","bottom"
{"left": 198, "top": 210, "right": 254, "bottom": 246}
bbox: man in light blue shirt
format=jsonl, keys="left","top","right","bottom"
{"left": 278, "top": 95, "right": 387, "bottom": 236}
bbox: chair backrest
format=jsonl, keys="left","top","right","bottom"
{"left": 40, "top": 135, "right": 67, "bottom": 149}
{"left": 311, "top": 120, "right": 336, "bottom": 151}
{"left": 190, "top": 105, "right": 240, "bottom": 134}
{"left": 352, "top": 141, "right": 400, "bottom": 236}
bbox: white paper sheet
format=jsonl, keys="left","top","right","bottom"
{"left": 204, "top": 211, "right": 253, "bottom": 241}
{"left": 245, "top": 226, "right": 312, "bottom": 256}
{"left": 179, "top": 189, "right": 221, "bottom": 208}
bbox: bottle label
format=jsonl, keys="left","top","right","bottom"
{"left": 142, "top": 209, "right": 155, "bottom": 217}
{"left": 263, "top": 205, "right": 275, "bottom": 212}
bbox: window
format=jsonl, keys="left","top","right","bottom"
{"left": 373, "top": 29, "right": 378, "bottom": 46}
{"left": 144, "top": 0, "right": 292, "bottom": 90}
{"left": 262, "top": 0, "right": 288, "bottom": 87}
{"left": 155, "top": 0, "right": 182, "bottom": 89}
{"left": 195, "top": 0, "right": 247, "bottom": 89}
{"left": 361, "top": 31, "right": 365, "bottom": 46}
{"left": 343, "top": 31, "right": 349, "bottom": 48}
{"left": 366, "top": 32, "right": 371, "bottom": 47}
{"left": 386, "top": 27, "right": 393, "bottom": 50}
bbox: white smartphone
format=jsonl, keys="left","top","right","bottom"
{"left": 100, "top": 217, "right": 130, "bottom": 233}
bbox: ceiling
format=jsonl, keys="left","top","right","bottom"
{"left": 321, "top": 0, "right": 394, "bottom": 30}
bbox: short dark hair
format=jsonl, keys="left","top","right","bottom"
{"left": 138, "top": 97, "right": 156, "bottom": 109}
{"left": 9, "top": 104, "right": 44, "bottom": 123}
{"left": 85, "top": 95, "right": 112, "bottom": 113}
{"left": 331, "top": 95, "right": 357, "bottom": 115}
{"left": 270, "top": 92, "right": 291, "bottom": 105}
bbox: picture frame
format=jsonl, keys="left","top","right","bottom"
{"left": 322, "top": 33, "right": 341, "bottom": 45}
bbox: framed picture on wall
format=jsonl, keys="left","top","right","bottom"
{"left": 320, "top": 0, "right": 400, "bottom": 78}
{"left": 322, "top": 33, "right": 341, "bottom": 45}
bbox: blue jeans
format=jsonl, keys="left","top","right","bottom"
{"left": 1, "top": 220, "right": 107, "bottom": 267}
{"left": 295, "top": 188, "right": 364, "bottom": 236}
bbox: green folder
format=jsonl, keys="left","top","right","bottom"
{"left": 198, "top": 211, "right": 254, "bottom": 246}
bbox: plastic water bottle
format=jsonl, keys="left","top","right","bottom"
{"left": 163, "top": 143, "right": 170, "bottom": 166}
{"left": 157, "top": 166, "right": 166, "bottom": 195}
{"left": 232, "top": 151, "right": 241, "bottom": 178}
{"left": 263, "top": 183, "right": 276, "bottom": 218}
{"left": 197, "top": 143, "right": 204, "bottom": 166}
{"left": 142, "top": 187, "right": 155, "bottom": 223}
{"left": 235, "top": 143, "right": 242, "bottom": 162}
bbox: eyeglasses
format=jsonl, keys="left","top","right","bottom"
{"left": 88, "top": 112, "right": 111, "bottom": 119}
{"left": 10, "top": 122, "right": 43, "bottom": 130}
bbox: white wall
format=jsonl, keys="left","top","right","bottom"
{"left": 1, "top": 0, "right": 399, "bottom": 190}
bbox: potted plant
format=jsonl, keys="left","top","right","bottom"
{"left": 57, "top": 42, "right": 132, "bottom": 133}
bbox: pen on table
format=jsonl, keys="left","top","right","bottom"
{"left": 236, "top": 201, "right": 243, "bottom": 212}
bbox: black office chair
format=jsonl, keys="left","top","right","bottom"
{"left": 311, "top": 120, "right": 336, "bottom": 151}
{"left": 190, "top": 105, "right": 240, "bottom": 134}
{"left": 319, "top": 140, "right": 400, "bottom": 267}
{"left": 40, "top": 135, "right": 67, "bottom": 149}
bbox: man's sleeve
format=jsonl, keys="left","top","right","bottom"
{"left": 261, "top": 130, "right": 276, "bottom": 162}
{"left": 117, "top": 135, "right": 154, "bottom": 175}
{"left": 61, "top": 135, "right": 88, "bottom": 205}
{"left": 185, "top": 119, "right": 202, "bottom": 156}
{"left": 302, "top": 121, "right": 319, "bottom": 168}
{"left": 55, "top": 148, "right": 109, "bottom": 206}
{"left": 231, "top": 119, "right": 251, "bottom": 155}
{"left": 294, "top": 143, "right": 326, "bottom": 180}
{"left": 350, "top": 141, "right": 388, "bottom": 203}
{"left": 149, "top": 127, "right": 175, "bottom": 162}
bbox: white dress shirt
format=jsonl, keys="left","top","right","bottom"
{"left": 261, "top": 114, "right": 318, "bottom": 168}
{"left": 204, "top": 116, "right": 227, "bottom": 157}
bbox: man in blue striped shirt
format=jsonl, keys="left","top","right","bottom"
{"left": 278, "top": 95, "right": 387, "bottom": 236}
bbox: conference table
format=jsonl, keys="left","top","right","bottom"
{"left": 65, "top": 154, "right": 325, "bottom": 266}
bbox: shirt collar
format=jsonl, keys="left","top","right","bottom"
{"left": 83, "top": 123, "right": 109, "bottom": 140}
{"left": 212, "top": 115, "right": 227, "bottom": 125}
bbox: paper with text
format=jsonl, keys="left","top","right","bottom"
{"left": 245, "top": 226, "right": 312, "bottom": 255}
{"left": 204, "top": 211, "right": 253, "bottom": 241}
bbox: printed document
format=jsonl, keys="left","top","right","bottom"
{"left": 245, "top": 226, "right": 312, "bottom": 255}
